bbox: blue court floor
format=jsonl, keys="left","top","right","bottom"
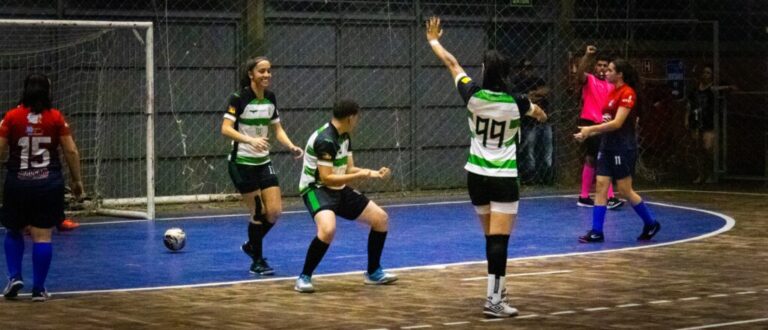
{"left": 0, "top": 196, "right": 731, "bottom": 293}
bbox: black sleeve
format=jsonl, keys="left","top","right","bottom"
{"left": 314, "top": 137, "right": 338, "bottom": 164}
{"left": 456, "top": 75, "right": 481, "bottom": 105}
{"left": 511, "top": 93, "right": 531, "bottom": 115}
{"left": 225, "top": 92, "right": 242, "bottom": 118}
{"left": 266, "top": 90, "right": 279, "bottom": 120}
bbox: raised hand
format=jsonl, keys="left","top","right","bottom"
{"left": 426, "top": 16, "right": 443, "bottom": 41}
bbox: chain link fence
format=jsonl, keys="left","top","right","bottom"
{"left": 0, "top": 0, "right": 766, "bottom": 210}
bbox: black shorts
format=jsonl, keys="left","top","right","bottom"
{"left": 579, "top": 118, "right": 601, "bottom": 158}
{"left": 302, "top": 186, "right": 371, "bottom": 220}
{"left": 228, "top": 161, "right": 279, "bottom": 193}
{"left": 596, "top": 149, "right": 637, "bottom": 181}
{"left": 1, "top": 185, "right": 65, "bottom": 230}
{"left": 466, "top": 172, "right": 520, "bottom": 206}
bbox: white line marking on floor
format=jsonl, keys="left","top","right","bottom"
{"left": 461, "top": 270, "right": 572, "bottom": 281}
{"left": 675, "top": 317, "right": 768, "bottom": 330}
{"left": 401, "top": 325, "right": 432, "bottom": 329}
{"left": 550, "top": 310, "right": 576, "bottom": 315}
{"left": 584, "top": 307, "right": 610, "bottom": 312}
{"left": 443, "top": 321, "right": 470, "bottom": 326}
{"left": 678, "top": 297, "right": 701, "bottom": 301}
{"left": 707, "top": 294, "right": 728, "bottom": 298}
{"left": 649, "top": 300, "right": 672, "bottom": 304}
{"left": 479, "top": 318, "right": 504, "bottom": 323}
{"left": 617, "top": 303, "right": 642, "bottom": 308}
{"left": 736, "top": 291, "right": 756, "bottom": 295}
{"left": 517, "top": 314, "right": 539, "bottom": 319}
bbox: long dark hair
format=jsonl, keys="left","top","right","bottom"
{"left": 20, "top": 73, "right": 52, "bottom": 114}
{"left": 612, "top": 58, "right": 638, "bottom": 89}
{"left": 481, "top": 50, "right": 513, "bottom": 94}
{"left": 239, "top": 56, "right": 269, "bottom": 89}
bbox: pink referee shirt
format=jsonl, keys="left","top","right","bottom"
{"left": 580, "top": 73, "right": 614, "bottom": 123}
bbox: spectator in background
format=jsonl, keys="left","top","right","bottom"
{"left": 515, "top": 59, "right": 553, "bottom": 185}
{"left": 686, "top": 65, "right": 737, "bottom": 184}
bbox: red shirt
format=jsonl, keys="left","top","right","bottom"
{"left": 0, "top": 105, "right": 70, "bottom": 172}
{"left": 601, "top": 84, "right": 638, "bottom": 151}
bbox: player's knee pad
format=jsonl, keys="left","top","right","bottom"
{"left": 474, "top": 204, "right": 491, "bottom": 215}
{"left": 490, "top": 201, "right": 518, "bottom": 215}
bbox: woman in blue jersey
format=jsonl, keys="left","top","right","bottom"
{"left": 426, "top": 16, "right": 546, "bottom": 318}
{"left": 574, "top": 59, "right": 661, "bottom": 243}
{"left": 1, "top": 74, "right": 83, "bottom": 301}
{"left": 221, "top": 56, "right": 303, "bottom": 275}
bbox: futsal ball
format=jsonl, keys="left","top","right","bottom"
{"left": 163, "top": 227, "right": 186, "bottom": 251}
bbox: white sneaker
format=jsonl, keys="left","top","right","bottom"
{"left": 483, "top": 298, "right": 519, "bottom": 318}
{"left": 363, "top": 267, "right": 398, "bottom": 285}
{"left": 294, "top": 274, "right": 314, "bottom": 293}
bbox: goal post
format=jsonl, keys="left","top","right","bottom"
{"left": 0, "top": 19, "right": 155, "bottom": 219}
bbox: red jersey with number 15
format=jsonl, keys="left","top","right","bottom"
{"left": 0, "top": 105, "right": 71, "bottom": 173}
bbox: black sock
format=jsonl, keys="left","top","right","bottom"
{"left": 247, "top": 222, "right": 264, "bottom": 260}
{"left": 486, "top": 234, "right": 510, "bottom": 276}
{"left": 367, "top": 230, "right": 387, "bottom": 274}
{"left": 301, "top": 237, "right": 330, "bottom": 276}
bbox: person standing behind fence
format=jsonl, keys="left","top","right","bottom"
{"left": 221, "top": 56, "right": 303, "bottom": 276}
{"left": 515, "top": 59, "right": 553, "bottom": 185}
{"left": 574, "top": 59, "right": 661, "bottom": 243}
{"left": 2, "top": 73, "right": 84, "bottom": 302}
{"left": 685, "top": 65, "right": 737, "bottom": 184}
{"left": 575, "top": 45, "right": 624, "bottom": 210}
{"left": 426, "top": 16, "right": 546, "bottom": 318}
{"left": 293, "top": 99, "right": 397, "bottom": 293}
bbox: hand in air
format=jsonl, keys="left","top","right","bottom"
{"left": 426, "top": 16, "right": 443, "bottom": 41}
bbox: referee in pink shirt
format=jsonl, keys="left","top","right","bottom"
{"left": 575, "top": 45, "right": 623, "bottom": 209}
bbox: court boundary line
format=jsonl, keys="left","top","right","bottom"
{"left": 40, "top": 193, "right": 735, "bottom": 296}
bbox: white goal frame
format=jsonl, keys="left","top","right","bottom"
{"left": 0, "top": 19, "right": 156, "bottom": 219}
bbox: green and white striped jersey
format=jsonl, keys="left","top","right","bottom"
{"left": 455, "top": 73, "right": 530, "bottom": 177}
{"left": 299, "top": 122, "right": 352, "bottom": 194}
{"left": 224, "top": 87, "right": 280, "bottom": 166}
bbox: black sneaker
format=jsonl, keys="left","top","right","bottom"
{"left": 637, "top": 221, "right": 661, "bottom": 241}
{"left": 577, "top": 197, "right": 595, "bottom": 208}
{"left": 31, "top": 288, "right": 50, "bottom": 302}
{"left": 607, "top": 197, "right": 625, "bottom": 210}
{"left": 3, "top": 277, "right": 23, "bottom": 299}
{"left": 579, "top": 230, "right": 605, "bottom": 243}
{"left": 249, "top": 258, "right": 275, "bottom": 276}
{"left": 241, "top": 241, "right": 255, "bottom": 259}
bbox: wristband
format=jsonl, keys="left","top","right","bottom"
{"left": 429, "top": 40, "right": 440, "bottom": 46}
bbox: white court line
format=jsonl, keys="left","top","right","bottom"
{"left": 736, "top": 291, "right": 756, "bottom": 295}
{"left": 517, "top": 314, "right": 539, "bottom": 319}
{"left": 678, "top": 297, "right": 701, "bottom": 301}
{"left": 584, "top": 307, "right": 610, "bottom": 312}
{"left": 35, "top": 193, "right": 736, "bottom": 295}
{"left": 442, "top": 321, "right": 470, "bottom": 326}
{"left": 401, "top": 325, "right": 432, "bottom": 329}
{"left": 675, "top": 317, "right": 768, "bottom": 330}
{"left": 550, "top": 311, "right": 576, "bottom": 315}
{"left": 479, "top": 318, "right": 504, "bottom": 323}
{"left": 617, "top": 303, "right": 642, "bottom": 308}
{"left": 707, "top": 294, "right": 729, "bottom": 298}
{"left": 649, "top": 300, "right": 672, "bottom": 304}
{"left": 461, "top": 270, "right": 572, "bottom": 281}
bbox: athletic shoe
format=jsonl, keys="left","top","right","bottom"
{"left": 578, "top": 230, "right": 605, "bottom": 243}
{"left": 57, "top": 218, "right": 80, "bottom": 231}
{"left": 637, "top": 221, "right": 661, "bottom": 241}
{"left": 2, "top": 278, "right": 23, "bottom": 299}
{"left": 577, "top": 197, "right": 595, "bottom": 208}
{"left": 241, "top": 241, "right": 255, "bottom": 259}
{"left": 249, "top": 258, "right": 275, "bottom": 276}
{"left": 294, "top": 274, "right": 314, "bottom": 293}
{"left": 31, "top": 288, "right": 50, "bottom": 302}
{"left": 363, "top": 267, "right": 398, "bottom": 285}
{"left": 483, "top": 298, "right": 519, "bottom": 318}
{"left": 607, "top": 198, "right": 625, "bottom": 210}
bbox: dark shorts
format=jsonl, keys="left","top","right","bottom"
{"left": 466, "top": 172, "right": 520, "bottom": 206}
{"left": 596, "top": 149, "right": 638, "bottom": 181}
{"left": 1, "top": 184, "right": 65, "bottom": 230}
{"left": 228, "top": 161, "right": 279, "bottom": 193}
{"left": 579, "top": 118, "right": 601, "bottom": 158}
{"left": 302, "top": 186, "right": 371, "bottom": 220}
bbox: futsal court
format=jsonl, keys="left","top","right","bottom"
{"left": 1, "top": 189, "right": 766, "bottom": 329}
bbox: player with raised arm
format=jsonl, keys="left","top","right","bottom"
{"left": 1, "top": 74, "right": 84, "bottom": 301}
{"left": 294, "top": 99, "right": 397, "bottom": 293}
{"left": 221, "top": 56, "right": 303, "bottom": 275}
{"left": 426, "top": 16, "right": 546, "bottom": 318}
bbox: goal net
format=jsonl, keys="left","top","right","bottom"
{"left": 0, "top": 19, "right": 155, "bottom": 219}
